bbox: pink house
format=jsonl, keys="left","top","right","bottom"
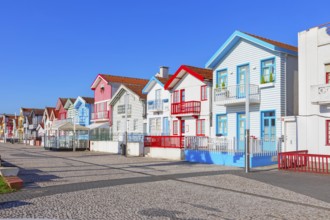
{"left": 90, "top": 74, "right": 148, "bottom": 127}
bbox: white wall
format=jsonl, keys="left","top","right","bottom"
{"left": 90, "top": 141, "right": 120, "bottom": 154}
{"left": 297, "top": 26, "right": 330, "bottom": 154}
{"left": 170, "top": 73, "right": 212, "bottom": 137}
{"left": 112, "top": 89, "right": 145, "bottom": 134}
{"left": 146, "top": 82, "right": 171, "bottom": 135}
{"left": 144, "top": 147, "right": 184, "bottom": 160}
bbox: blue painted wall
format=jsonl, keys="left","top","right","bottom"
{"left": 185, "top": 150, "right": 277, "bottom": 168}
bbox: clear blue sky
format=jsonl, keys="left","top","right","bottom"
{"left": 0, "top": 0, "right": 329, "bottom": 113}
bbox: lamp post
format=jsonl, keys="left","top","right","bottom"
{"left": 245, "top": 67, "right": 250, "bottom": 173}
{"left": 124, "top": 92, "right": 128, "bottom": 157}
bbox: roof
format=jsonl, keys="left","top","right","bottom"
{"left": 91, "top": 74, "right": 149, "bottom": 90}
{"left": 142, "top": 75, "right": 173, "bottom": 94}
{"left": 59, "top": 98, "right": 68, "bottom": 106}
{"left": 205, "top": 30, "right": 298, "bottom": 69}
{"left": 45, "top": 107, "right": 56, "bottom": 116}
{"left": 243, "top": 32, "right": 298, "bottom": 52}
{"left": 32, "top": 109, "right": 45, "bottom": 116}
{"left": 81, "top": 97, "right": 94, "bottom": 104}
{"left": 110, "top": 82, "right": 148, "bottom": 105}
{"left": 164, "top": 65, "right": 213, "bottom": 90}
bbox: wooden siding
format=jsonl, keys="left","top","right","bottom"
{"left": 212, "top": 39, "right": 297, "bottom": 140}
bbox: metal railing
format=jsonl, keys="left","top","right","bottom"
{"left": 91, "top": 111, "right": 110, "bottom": 120}
{"left": 148, "top": 100, "right": 163, "bottom": 111}
{"left": 171, "top": 101, "right": 201, "bottom": 115}
{"left": 214, "top": 84, "right": 260, "bottom": 103}
{"left": 278, "top": 150, "right": 330, "bottom": 174}
{"left": 144, "top": 136, "right": 184, "bottom": 148}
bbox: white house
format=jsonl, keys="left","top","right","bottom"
{"left": 110, "top": 83, "right": 148, "bottom": 137}
{"left": 164, "top": 65, "right": 213, "bottom": 137}
{"left": 142, "top": 66, "right": 171, "bottom": 135}
{"left": 42, "top": 107, "right": 56, "bottom": 136}
{"left": 295, "top": 24, "right": 330, "bottom": 155}
{"left": 205, "top": 31, "right": 298, "bottom": 151}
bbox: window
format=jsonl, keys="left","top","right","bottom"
{"left": 196, "top": 119, "right": 205, "bottom": 136}
{"left": 216, "top": 69, "right": 228, "bottom": 89}
{"left": 133, "top": 119, "right": 138, "bottom": 131}
{"left": 261, "top": 58, "right": 275, "bottom": 83}
{"left": 173, "top": 121, "right": 178, "bottom": 135}
{"left": 117, "top": 121, "right": 121, "bottom": 132}
{"left": 181, "top": 120, "right": 185, "bottom": 134}
{"left": 173, "top": 91, "right": 179, "bottom": 103}
{"left": 326, "top": 64, "right": 330, "bottom": 84}
{"left": 180, "top": 89, "right": 185, "bottom": 102}
{"left": 326, "top": 120, "right": 330, "bottom": 146}
{"left": 149, "top": 118, "right": 161, "bottom": 134}
{"left": 201, "top": 85, "right": 207, "bottom": 101}
{"left": 216, "top": 115, "right": 227, "bottom": 136}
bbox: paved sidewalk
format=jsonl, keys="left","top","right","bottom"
{"left": 0, "top": 143, "right": 330, "bottom": 219}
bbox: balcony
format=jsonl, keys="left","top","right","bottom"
{"left": 92, "top": 111, "right": 110, "bottom": 120}
{"left": 171, "top": 101, "right": 201, "bottom": 115}
{"left": 214, "top": 84, "right": 260, "bottom": 106}
{"left": 311, "top": 84, "right": 330, "bottom": 105}
{"left": 148, "top": 100, "right": 163, "bottom": 112}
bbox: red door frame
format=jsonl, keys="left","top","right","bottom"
{"left": 326, "top": 72, "right": 330, "bottom": 84}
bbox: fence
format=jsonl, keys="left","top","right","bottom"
{"left": 278, "top": 150, "right": 330, "bottom": 174}
{"left": 184, "top": 136, "right": 278, "bottom": 155}
{"left": 144, "top": 136, "right": 184, "bottom": 148}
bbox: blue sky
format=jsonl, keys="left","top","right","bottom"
{"left": 0, "top": 0, "right": 329, "bottom": 113}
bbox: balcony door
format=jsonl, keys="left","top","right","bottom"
{"left": 237, "top": 64, "right": 249, "bottom": 98}
{"left": 155, "top": 89, "right": 161, "bottom": 109}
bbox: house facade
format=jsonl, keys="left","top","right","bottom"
{"left": 28, "top": 109, "right": 44, "bottom": 139}
{"left": 206, "top": 31, "right": 298, "bottom": 151}
{"left": 90, "top": 74, "right": 148, "bottom": 130}
{"left": 73, "top": 96, "right": 94, "bottom": 127}
{"left": 110, "top": 83, "right": 147, "bottom": 136}
{"left": 42, "top": 107, "right": 56, "bottom": 136}
{"left": 164, "top": 65, "right": 213, "bottom": 137}
{"left": 297, "top": 24, "right": 330, "bottom": 155}
{"left": 143, "top": 67, "right": 171, "bottom": 135}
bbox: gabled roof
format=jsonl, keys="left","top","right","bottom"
{"left": 205, "top": 30, "right": 298, "bottom": 69}
{"left": 63, "top": 98, "right": 76, "bottom": 109}
{"left": 90, "top": 74, "right": 149, "bottom": 90}
{"left": 81, "top": 97, "right": 94, "bottom": 104}
{"left": 110, "top": 83, "right": 148, "bottom": 106}
{"left": 31, "top": 109, "right": 44, "bottom": 116}
{"left": 164, "top": 65, "right": 213, "bottom": 90}
{"left": 45, "top": 107, "right": 56, "bottom": 117}
{"left": 142, "top": 75, "right": 172, "bottom": 94}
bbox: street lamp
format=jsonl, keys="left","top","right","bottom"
{"left": 245, "top": 67, "right": 250, "bottom": 173}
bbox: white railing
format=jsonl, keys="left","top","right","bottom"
{"left": 214, "top": 84, "right": 260, "bottom": 104}
{"left": 310, "top": 84, "right": 330, "bottom": 104}
{"left": 184, "top": 136, "right": 278, "bottom": 155}
{"left": 92, "top": 111, "right": 110, "bottom": 120}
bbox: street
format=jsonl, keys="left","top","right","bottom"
{"left": 0, "top": 143, "right": 330, "bottom": 220}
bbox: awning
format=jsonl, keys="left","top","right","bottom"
{"left": 59, "top": 122, "right": 89, "bottom": 131}
{"left": 87, "top": 122, "right": 110, "bottom": 130}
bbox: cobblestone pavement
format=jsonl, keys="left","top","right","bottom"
{"left": 0, "top": 143, "right": 330, "bottom": 219}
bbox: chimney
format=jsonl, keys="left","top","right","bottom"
{"left": 159, "top": 66, "right": 169, "bottom": 78}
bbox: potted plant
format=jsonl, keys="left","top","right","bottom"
{"left": 221, "top": 81, "right": 226, "bottom": 90}
{"left": 269, "top": 72, "right": 274, "bottom": 83}
{"left": 261, "top": 75, "right": 266, "bottom": 84}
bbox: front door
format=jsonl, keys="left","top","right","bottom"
{"left": 261, "top": 111, "right": 276, "bottom": 151}
{"left": 237, "top": 113, "right": 246, "bottom": 151}
{"left": 163, "top": 117, "right": 169, "bottom": 135}
{"left": 237, "top": 65, "right": 249, "bottom": 98}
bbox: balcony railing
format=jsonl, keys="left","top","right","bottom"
{"left": 144, "top": 136, "right": 184, "bottom": 148}
{"left": 171, "top": 101, "right": 201, "bottom": 115}
{"left": 92, "top": 111, "right": 110, "bottom": 120}
{"left": 311, "top": 84, "right": 330, "bottom": 105}
{"left": 214, "top": 84, "right": 260, "bottom": 106}
{"left": 148, "top": 100, "right": 163, "bottom": 111}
